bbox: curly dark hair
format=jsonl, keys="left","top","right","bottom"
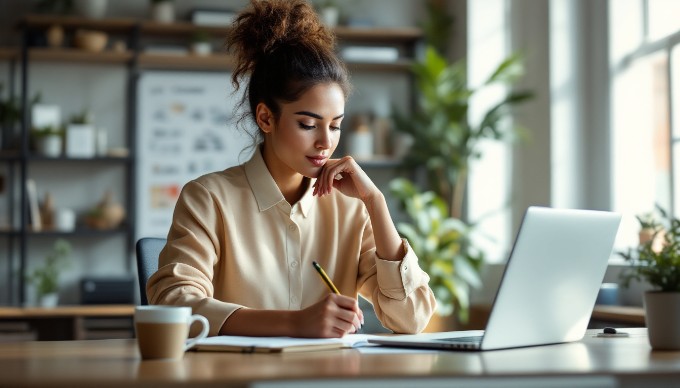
{"left": 227, "top": 0, "right": 351, "bottom": 134}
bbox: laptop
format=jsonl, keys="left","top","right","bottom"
{"left": 369, "top": 206, "right": 622, "bottom": 351}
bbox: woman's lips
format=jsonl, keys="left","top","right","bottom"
{"left": 307, "top": 156, "right": 327, "bottom": 167}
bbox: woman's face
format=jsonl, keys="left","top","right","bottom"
{"left": 261, "top": 82, "right": 345, "bottom": 179}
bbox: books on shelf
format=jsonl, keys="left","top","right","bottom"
{"left": 26, "top": 179, "right": 42, "bottom": 231}
{"left": 340, "top": 46, "right": 400, "bottom": 62}
{"left": 194, "top": 334, "right": 379, "bottom": 353}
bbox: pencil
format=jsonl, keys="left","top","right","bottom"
{"left": 312, "top": 261, "right": 340, "bottom": 294}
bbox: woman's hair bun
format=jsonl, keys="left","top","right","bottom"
{"left": 228, "top": 0, "right": 335, "bottom": 81}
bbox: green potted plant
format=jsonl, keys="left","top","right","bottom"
{"left": 26, "top": 239, "right": 72, "bottom": 307}
{"left": 316, "top": 0, "right": 339, "bottom": 28}
{"left": 387, "top": 1, "right": 532, "bottom": 324}
{"left": 392, "top": 48, "right": 533, "bottom": 219}
{"left": 619, "top": 205, "right": 680, "bottom": 350}
{"left": 32, "top": 124, "right": 65, "bottom": 157}
{"left": 190, "top": 30, "right": 212, "bottom": 56}
{"left": 390, "top": 178, "right": 484, "bottom": 324}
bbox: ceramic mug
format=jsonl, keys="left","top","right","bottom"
{"left": 134, "top": 305, "right": 209, "bottom": 360}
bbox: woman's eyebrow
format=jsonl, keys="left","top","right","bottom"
{"left": 295, "top": 111, "right": 345, "bottom": 120}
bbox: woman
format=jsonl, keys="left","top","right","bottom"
{"left": 146, "top": 0, "right": 436, "bottom": 338}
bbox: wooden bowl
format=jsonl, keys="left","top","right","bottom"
{"left": 74, "top": 29, "right": 108, "bottom": 52}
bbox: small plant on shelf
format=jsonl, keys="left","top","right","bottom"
{"left": 26, "top": 239, "right": 72, "bottom": 307}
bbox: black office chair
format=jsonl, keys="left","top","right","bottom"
{"left": 135, "top": 237, "right": 166, "bottom": 305}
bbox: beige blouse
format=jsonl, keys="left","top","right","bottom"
{"left": 146, "top": 149, "right": 436, "bottom": 336}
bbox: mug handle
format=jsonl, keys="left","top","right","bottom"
{"left": 185, "top": 314, "right": 210, "bottom": 351}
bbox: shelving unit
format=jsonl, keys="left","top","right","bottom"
{"left": 1, "top": 13, "right": 422, "bottom": 307}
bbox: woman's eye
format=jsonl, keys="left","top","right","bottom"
{"left": 330, "top": 125, "right": 342, "bottom": 131}
{"left": 298, "top": 123, "right": 315, "bottom": 130}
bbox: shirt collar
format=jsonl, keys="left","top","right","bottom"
{"left": 244, "top": 146, "right": 315, "bottom": 217}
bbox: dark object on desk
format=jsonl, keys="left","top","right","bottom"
{"left": 80, "top": 277, "right": 135, "bottom": 305}
{"left": 604, "top": 326, "right": 617, "bottom": 334}
{"left": 135, "top": 237, "right": 165, "bottom": 305}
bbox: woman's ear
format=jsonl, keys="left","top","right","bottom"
{"left": 256, "top": 103, "right": 275, "bottom": 134}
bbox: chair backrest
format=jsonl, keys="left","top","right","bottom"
{"left": 135, "top": 237, "right": 166, "bottom": 305}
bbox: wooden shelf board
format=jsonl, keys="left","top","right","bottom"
{"left": 21, "top": 15, "right": 137, "bottom": 31}
{"left": 29, "top": 48, "right": 133, "bottom": 64}
{"left": 140, "top": 21, "right": 230, "bottom": 36}
{"left": 347, "top": 60, "right": 413, "bottom": 72}
{"left": 138, "top": 53, "right": 234, "bottom": 70}
{"left": 335, "top": 26, "right": 423, "bottom": 42}
{"left": 0, "top": 47, "right": 18, "bottom": 60}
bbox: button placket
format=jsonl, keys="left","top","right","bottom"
{"left": 286, "top": 218, "right": 302, "bottom": 309}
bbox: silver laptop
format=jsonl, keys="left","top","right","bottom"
{"left": 370, "top": 206, "right": 622, "bottom": 351}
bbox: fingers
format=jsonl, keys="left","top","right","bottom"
{"left": 332, "top": 294, "right": 364, "bottom": 334}
{"left": 310, "top": 294, "right": 364, "bottom": 337}
{"left": 313, "top": 156, "right": 353, "bottom": 197}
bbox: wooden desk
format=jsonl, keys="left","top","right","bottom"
{"left": 0, "top": 328, "right": 678, "bottom": 387}
{"left": 0, "top": 305, "right": 135, "bottom": 340}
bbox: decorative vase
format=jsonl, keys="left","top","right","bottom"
{"left": 151, "top": 1, "right": 175, "bottom": 23}
{"left": 644, "top": 291, "right": 680, "bottom": 350}
{"left": 46, "top": 24, "right": 64, "bottom": 47}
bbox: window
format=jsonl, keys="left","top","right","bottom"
{"left": 610, "top": 0, "right": 680, "bottom": 251}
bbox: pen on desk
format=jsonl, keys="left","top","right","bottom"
{"left": 312, "top": 261, "right": 340, "bottom": 294}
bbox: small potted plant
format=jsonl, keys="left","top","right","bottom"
{"left": 389, "top": 178, "right": 484, "bottom": 328}
{"left": 619, "top": 205, "right": 680, "bottom": 350}
{"left": 317, "top": 0, "right": 340, "bottom": 28}
{"left": 32, "top": 124, "right": 65, "bottom": 157}
{"left": 26, "top": 239, "right": 72, "bottom": 307}
{"left": 190, "top": 30, "right": 212, "bottom": 56}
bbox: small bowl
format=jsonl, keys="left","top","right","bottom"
{"left": 74, "top": 29, "right": 108, "bottom": 52}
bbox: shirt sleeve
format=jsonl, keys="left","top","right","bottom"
{"left": 146, "top": 180, "right": 241, "bottom": 337}
{"left": 357, "top": 218, "right": 437, "bottom": 334}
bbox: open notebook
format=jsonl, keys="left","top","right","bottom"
{"left": 194, "top": 334, "right": 379, "bottom": 353}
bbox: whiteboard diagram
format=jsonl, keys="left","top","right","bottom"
{"left": 136, "top": 71, "right": 253, "bottom": 239}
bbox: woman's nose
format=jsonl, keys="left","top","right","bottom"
{"left": 316, "top": 128, "right": 333, "bottom": 149}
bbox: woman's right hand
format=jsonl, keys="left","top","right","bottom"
{"left": 293, "top": 294, "right": 364, "bottom": 338}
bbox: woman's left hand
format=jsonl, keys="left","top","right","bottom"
{"left": 313, "top": 156, "right": 378, "bottom": 202}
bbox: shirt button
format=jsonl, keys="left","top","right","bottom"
{"left": 291, "top": 261, "right": 298, "bottom": 268}
{"left": 288, "top": 224, "right": 295, "bottom": 231}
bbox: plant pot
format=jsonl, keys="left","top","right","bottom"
{"left": 191, "top": 42, "right": 212, "bottom": 56}
{"left": 39, "top": 292, "right": 59, "bottom": 308}
{"left": 320, "top": 7, "right": 339, "bottom": 27}
{"left": 644, "top": 291, "right": 680, "bottom": 350}
{"left": 36, "top": 135, "right": 62, "bottom": 157}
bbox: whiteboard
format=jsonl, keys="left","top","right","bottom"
{"left": 136, "top": 71, "right": 253, "bottom": 239}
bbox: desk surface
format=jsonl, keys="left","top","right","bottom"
{"left": 0, "top": 305, "right": 135, "bottom": 318}
{"left": 1, "top": 328, "right": 678, "bottom": 387}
